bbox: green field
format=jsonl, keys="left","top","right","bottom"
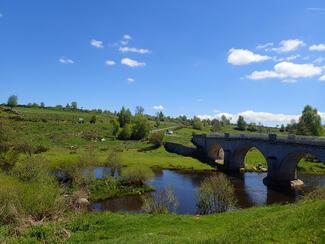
{"left": 0, "top": 199, "right": 324, "bottom": 243}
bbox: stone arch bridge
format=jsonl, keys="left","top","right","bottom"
{"left": 192, "top": 133, "right": 325, "bottom": 187}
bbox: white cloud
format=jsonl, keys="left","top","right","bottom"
{"left": 59, "top": 57, "right": 74, "bottom": 64}
{"left": 309, "top": 44, "right": 325, "bottom": 51}
{"left": 105, "top": 60, "right": 116, "bottom": 66}
{"left": 123, "top": 34, "right": 132, "bottom": 40}
{"left": 90, "top": 39, "right": 104, "bottom": 48}
{"left": 153, "top": 105, "right": 164, "bottom": 111}
{"left": 227, "top": 48, "right": 271, "bottom": 65}
{"left": 256, "top": 42, "right": 274, "bottom": 50}
{"left": 121, "top": 58, "right": 146, "bottom": 67}
{"left": 119, "top": 46, "right": 150, "bottom": 54}
{"left": 271, "top": 39, "right": 305, "bottom": 53}
{"left": 127, "top": 78, "right": 135, "bottom": 84}
{"left": 247, "top": 61, "right": 322, "bottom": 80}
{"left": 319, "top": 75, "right": 325, "bottom": 81}
{"left": 286, "top": 54, "right": 300, "bottom": 61}
{"left": 314, "top": 57, "right": 325, "bottom": 64}
{"left": 282, "top": 79, "right": 297, "bottom": 84}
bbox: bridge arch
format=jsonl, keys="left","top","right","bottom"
{"left": 207, "top": 144, "right": 225, "bottom": 164}
{"left": 230, "top": 144, "right": 268, "bottom": 171}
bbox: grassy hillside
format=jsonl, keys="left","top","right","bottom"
{"left": 1, "top": 199, "right": 324, "bottom": 243}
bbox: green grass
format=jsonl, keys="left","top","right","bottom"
{"left": 89, "top": 177, "right": 153, "bottom": 201}
{"left": 2, "top": 199, "right": 324, "bottom": 243}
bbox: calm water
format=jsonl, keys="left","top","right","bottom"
{"left": 90, "top": 168, "right": 325, "bottom": 214}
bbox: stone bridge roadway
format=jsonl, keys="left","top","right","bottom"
{"left": 192, "top": 133, "right": 325, "bottom": 187}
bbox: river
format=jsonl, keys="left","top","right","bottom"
{"left": 90, "top": 168, "right": 325, "bottom": 214}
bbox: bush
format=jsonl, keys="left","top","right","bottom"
{"left": 131, "top": 115, "right": 150, "bottom": 140}
{"left": 33, "top": 145, "right": 49, "bottom": 154}
{"left": 192, "top": 117, "right": 203, "bottom": 130}
{"left": 104, "top": 150, "right": 123, "bottom": 177}
{"left": 118, "top": 124, "right": 132, "bottom": 140}
{"left": 302, "top": 188, "right": 325, "bottom": 201}
{"left": 197, "top": 174, "right": 236, "bottom": 214}
{"left": 148, "top": 131, "right": 164, "bottom": 147}
{"left": 11, "top": 157, "right": 50, "bottom": 182}
{"left": 122, "top": 167, "right": 154, "bottom": 186}
{"left": 142, "top": 187, "right": 178, "bottom": 214}
{"left": 0, "top": 143, "right": 19, "bottom": 171}
{"left": 13, "top": 142, "right": 34, "bottom": 157}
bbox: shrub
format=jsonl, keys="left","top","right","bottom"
{"left": 90, "top": 115, "right": 97, "bottom": 124}
{"left": 122, "top": 167, "right": 154, "bottom": 186}
{"left": 0, "top": 181, "right": 22, "bottom": 225}
{"left": 104, "top": 150, "right": 123, "bottom": 177}
{"left": 118, "top": 124, "right": 132, "bottom": 140}
{"left": 13, "top": 142, "right": 34, "bottom": 157}
{"left": 302, "top": 188, "right": 325, "bottom": 201}
{"left": 0, "top": 143, "right": 19, "bottom": 171}
{"left": 131, "top": 115, "right": 150, "bottom": 140}
{"left": 11, "top": 157, "right": 50, "bottom": 182}
{"left": 33, "top": 145, "right": 49, "bottom": 154}
{"left": 192, "top": 117, "right": 203, "bottom": 130}
{"left": 197, "top": 174, "right": 236, "bottom": 214}
{"left": 142, "top": 187, "right": 178, "bottom": 214}
{"left": 81, "top": 130, "right": 101, "bottom": 141}
{"left": 148, "top": 131, "right": 164, "bottom": 147}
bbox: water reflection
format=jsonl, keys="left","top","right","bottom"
{"left": 90, "top": 168, "right": 325, "bottom": 214}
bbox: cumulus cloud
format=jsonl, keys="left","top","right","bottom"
{"left": 127, "top": 78, "right": 135, "bottom": 84}
{"left": 309, "top": 44, "right": 325, "bottom": 51}
{"left": 123, "top": 34, "right": 132, "bottom": 40}
{"left": 90, "top": 39, "right": 104, "bottom": 48}
{"left": 121, "top": 58, "right": 146, "bottom": 67}
{"left": 153, "top": 105, "right": 165, "bottom": 111}
{"left": 247, "top": 61, "right": 322, "bottom": 80}
{"left": 105, "top": 60, "right": 116, "bottom": 66}
{"left": 119, "top": 46, "right": 150, "bottom": 54}
{"left": 271, "top": 39, "right": 305, "bottom": 53}
{"left": 319, "top": 75, "right": 325, "bottom": 81}
{"left": 227, "top": 48, "right": 271, "bottom": 65}
{"left": 59, "top": 57, "right": 74, "bottom": 64}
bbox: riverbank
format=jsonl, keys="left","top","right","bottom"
{"left": 1, "top": 199, "right": 324, "bottom": 243}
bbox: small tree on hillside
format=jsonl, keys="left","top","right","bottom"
{"left": 118, "top": 124, "right": 132, "bottom": 140}
{"left": 71, "top": 101, "right": 78, "bottom": 110}
{"left": 118, "top": 106, "right": 132, "bottom": 127}
{"left": 135, "top": 106, "right": 144, "bottom": 115}
{"left": 221, "top": 115, "right": 231, "bottom": 126}
{"left": 211, "top": 119, "right": 221, "bottom": 132}
{"left": 297, "top": 105, "right": 323, "bottom": 136}
{"left": 247, "top": 123, "right": 257, "bottom": 132}
{"left": 7, "top": 95, "right": 18, "bottom": 108}
{"left": 110, "top": 117, "right": 120, "bottom": 137}
{"left": 131, "top": 115, "right": 150, "bottom": 140}
{"left": 90, "top": 115, "right": 97, "bottom": 124}
{"left": 192, "top": 117, "right": 203, "bottom": 130}
{"left": 237, "top": 116, "right": 247, "bottom": 131}
{"left": 40, "top": 102, "right": 45, "bottom": 108}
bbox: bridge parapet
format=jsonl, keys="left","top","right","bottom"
{"left": 195, "top": 133, "right": 325, "bottom": 147}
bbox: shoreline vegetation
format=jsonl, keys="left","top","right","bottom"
{"left": 1, "top": 104, "right": 325, "bottom": 242}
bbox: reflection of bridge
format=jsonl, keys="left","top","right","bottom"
{"left": 192, "top": 133, "right": 325, "bottom": 187}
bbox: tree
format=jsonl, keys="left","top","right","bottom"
{"left": 221, "top": 115, "right": 230, "bottom": 126}
{"left": 110, "top": 117, "right": 120, "bottom": 137}
{"left": 297, "top": 105, "right": 323, "bottom": 136}
{"left": 135, "top": 106, "right": 144, "bottom": 115}
{"left": 211, "top": 119, "right": 221, "bottom": 132}
{"left": 40, "top": 102, "right": 45, "bottom": 108}
{"left": 71, "top": 101, "right": 78, "bottom": 110}
{"left": 156, "top": 111, "right": 165, "bottom": 121}
{"left": 148, "top": 131, "right": 164, "bottom": 147}
{"left": 118, "top": 106, "right": 132, "bottom": 127}
{"left": 237, "top": 116, "right": 247, "bottom": 131}
{"left": 7, "top": 95, "right": 18, "bottom": 108}
{"left": 65, "top": 103, "right": 71, "bottom": 109}
{"left": 192, "top": 117, "right": 203, "bottom": 130}
{"left": 131, "top": 115, "right": 150, "bottom": 140}
{"left": 279, "top": 124, "right": 285, "bottom": 132}
{"left": 118, "top": 124, "right": 132, "bottom": 140}
{"left": 104, "top": 150, "right": 122, "bottom": 177}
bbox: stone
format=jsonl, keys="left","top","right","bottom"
{"left": 290, "top": 179, "right": 304, "bottom": 188}
{"left": 77, "top": 198, "right": 89, "bottom": 206}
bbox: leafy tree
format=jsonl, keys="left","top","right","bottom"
{"left": 65, "top": 103, "right": 71, "bottom": 109}
{"left": 71, "top": 101, "right": 78, "bottom": 110}
{"left": 135, "top": 106, "right": 144, "bottom": 115}
{"left": 7, "top": 95, "right": 18, "bottom": 108}
{"left": 118, "top": 124, "right": 132, "bottom": 140}
{"left": 131, "top": 115, "right": 150, "bottom": 140}
{"left": 236, "top": 116, "right": 247, "bottom": 131}
{"left": 211, "top": 119, "right": 221, "bottom": 132}
{"left": 156, "top": 111, "right": 165, "bottom": 121}
{"left": 104, "top": 150, "right": 122, "bottom": 177}
{"left": 221, "top": 115, "right": 231, "bottom": 126}
{"left": 192, "top": 117, "right": 203, "bottom": 130}
{"left": 110, "top": 117, "right": 120, "bottom": 137}
{"left": 40, "top": 102, "right": 45, "bottom": 108}
{"left": 279, "top": 124, "right": 285, "bottom": 132}
{"left": 118, "top": 106, "right": 132, "bottom": 127}
{"left": 297, "top": 105, "right": 323, "bottom": 136}
{"left": 90, "top": 115, "right": 97, "bottom": 124}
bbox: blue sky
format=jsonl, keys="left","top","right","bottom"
{"left": 0, "top": 0, "right": 325, "bottom": 125}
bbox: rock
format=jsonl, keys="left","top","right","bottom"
{"left": 77, "top": 198, "right": 89, "bottom": 206}
{"left": 290, "top": 179, "right": 304, "bottom": 188}
{"left": 260, "top": 167, "right": 268, "bottom": 172}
